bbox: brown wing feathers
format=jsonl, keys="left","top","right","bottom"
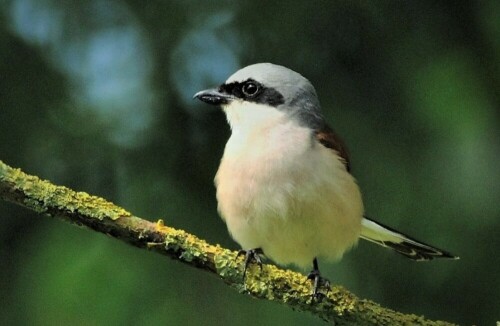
{"left": 315, "top": 125, "right": 351, "bottom": 172}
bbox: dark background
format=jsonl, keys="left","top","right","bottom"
{"left": 1, "top": 1, "right": 499, "bottom": 325}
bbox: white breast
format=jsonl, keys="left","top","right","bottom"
{"left": 215, "top": 102, "right": 364, "bottom": 268}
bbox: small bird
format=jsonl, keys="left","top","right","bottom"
{"left": 194, "top": 63, "right": 458, "bottom": 296}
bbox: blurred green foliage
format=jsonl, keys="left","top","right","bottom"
{"left": 1, "top": 1, "right": 499, "bottom": 325}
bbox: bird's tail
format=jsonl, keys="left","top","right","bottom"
{"left": 360, "top": 216, "right": 459, "bottom": 261}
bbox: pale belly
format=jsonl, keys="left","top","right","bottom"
{"left": 215, "top": 135, "right": 364, "bottom": 269}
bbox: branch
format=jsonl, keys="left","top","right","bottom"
{"left": 0, "top": 160, "right": 455, "bottom": 326}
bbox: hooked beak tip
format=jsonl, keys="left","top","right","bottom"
{"left": 192, "top": 90, "right": 205, "bottom": 99}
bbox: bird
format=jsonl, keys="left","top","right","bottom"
{"left": 194, "top": 63, "right": 458, "bottom": 296}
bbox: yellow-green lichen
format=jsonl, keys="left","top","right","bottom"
{"left": 0, "top": 161, "right": 130, "bottom": 221}
{"left": 214, "top": 249, "right": 247, "bottom": 283}
{"left": 155, "top": 219, "right": 214, "bottom": 266}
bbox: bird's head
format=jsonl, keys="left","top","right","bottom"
{"left": 194, "top": 63, "right": 324, "bottom": 131}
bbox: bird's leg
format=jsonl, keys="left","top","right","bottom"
{"left": 307, "top": 258, "right": 330, "bottom": 299}
{"left": 237, "top": 248, "right": 264, "bottom": 280}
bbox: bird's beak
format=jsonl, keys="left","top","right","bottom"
{"left": 193, "top": 88, "right": 234, "bottom": 105}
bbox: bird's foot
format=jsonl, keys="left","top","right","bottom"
{"left": 237, "top": 248, "right": 264, "bottom": 280}
{"left": 307, "top": 258, "right": 330, "bottom": 300}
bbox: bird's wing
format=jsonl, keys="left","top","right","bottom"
{"left": 315, "top": 124, "right": 351, "bottom": 172}
{"left": 360, "top": 216, "right": 459, "bottom": 261}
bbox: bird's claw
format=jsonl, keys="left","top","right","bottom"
{"left": 307, "top": 259, "right": 330, "bottom": 301}
{"left": 307, "top": 270, "right": 330, "bottom": 300}
{"left": 237, "top": 248, "right": 264, "bottom": 280}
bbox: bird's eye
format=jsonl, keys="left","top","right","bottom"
{"left": 241, "top": 82, "right": 260, "bottom": 97}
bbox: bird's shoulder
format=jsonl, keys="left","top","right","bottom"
{"left": 314, "top": 124, "right": 351, "bottom": 172}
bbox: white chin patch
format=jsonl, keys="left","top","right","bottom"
{"left": 223, "top": 101, "right": 285, "bottom": 132}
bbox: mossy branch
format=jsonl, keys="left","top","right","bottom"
{"left": 0, "top": 160, "right": 455, "bottom": 326}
